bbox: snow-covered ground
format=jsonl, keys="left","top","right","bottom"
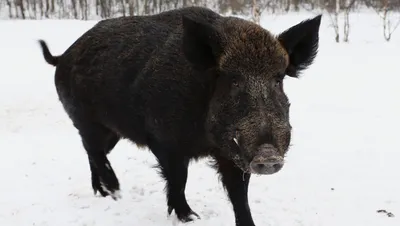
{"left": 1, "top": 11, "right": 399, "bottom": 226}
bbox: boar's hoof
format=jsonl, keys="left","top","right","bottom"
{"left": 108, "top": 190, "right": 122, "bottom": 201}
{"left": 93, "top": 185, "right": 122, "bottom": 200}
{"left": 94, "top": 180, "right": 121, "bottom": 200}
{"left": 168, "top": 205, "right": 201, "bottom": 222}
{"left": 92, "top": 177, "right": 109, "bottom": 197}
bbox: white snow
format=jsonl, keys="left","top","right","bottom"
{"left": 1, "top": 11, "right": 400, "bottom": 226}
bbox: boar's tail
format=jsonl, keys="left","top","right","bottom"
{"left": 38, "top": 39, "right": 59, "bottom": 67}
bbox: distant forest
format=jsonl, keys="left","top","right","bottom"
{"left": 1, "top": 0, "right": 399, "bottom": 41}
{"left": 1, "top": 0, "right": 399, "bottom": 20}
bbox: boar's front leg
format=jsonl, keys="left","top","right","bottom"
{"left": 215, "top": 155, "right": 255, "bottom": 226}
{"left": 148, "top": 139, "right": 200, "bottom": 222}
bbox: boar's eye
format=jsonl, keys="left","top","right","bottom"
{"left": 229, "top": 75, "right": 243, "bottom": 96}
{"left": 232, "top": 78, "right": 239, "bottom": 87}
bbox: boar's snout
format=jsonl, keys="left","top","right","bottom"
{"left": 249, "top": 144, "right": 284, "bottom": 175}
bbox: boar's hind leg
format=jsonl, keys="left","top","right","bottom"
{"left": 88, "top": 134, "right": 120, "bottom": 198}
{"left": 214, "top": 156, "right": 255, "bottom": 226}
{"left": 76, "top": 122, "right": 121, "bottom": 200}
{"left": 148, "top": 140, "right": 200, "bottom": 222}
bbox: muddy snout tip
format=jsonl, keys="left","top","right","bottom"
{"left": 249, "top": 155, "right": 284, "bottom": 175}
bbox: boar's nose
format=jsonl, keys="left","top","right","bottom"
{"left": 249, "top": 156, "right": 284, "bottom": 175}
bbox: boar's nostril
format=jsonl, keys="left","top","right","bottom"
{"left": 272, "top": 163, "right": 283, "bottom": 171}
{"left": 255, "top": 163, "right": 266, "bottom": 170}
{"left": 250, "top": 159, "right": 284, "bottom": 175}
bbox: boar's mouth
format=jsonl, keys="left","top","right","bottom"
{"left": 229, "top": 137, "right": 251, "bottom": 172}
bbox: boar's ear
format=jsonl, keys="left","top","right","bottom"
{"left": 182, "top": 15, "right": 223, "bottom": 70}
{"left": 277, "top": 15, "right": 322, "bottom": 78}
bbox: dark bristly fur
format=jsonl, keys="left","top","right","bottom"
{"left": 38, "top": 6, "right": 321, "bottom": 226}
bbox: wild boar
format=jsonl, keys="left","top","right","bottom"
{"left": 38, "top": 6, "right": 321, "bottom": 226}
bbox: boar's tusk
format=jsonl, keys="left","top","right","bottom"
{"left": 233, "top": 138, "right": 239, "bottom": 146}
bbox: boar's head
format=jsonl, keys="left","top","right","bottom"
{"left": 182, "top": 14, "right": 322, "bottom": 175}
